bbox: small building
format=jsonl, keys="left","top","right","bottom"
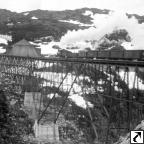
{"left": 7, "top": 39, "right": 41, "bottom": 57}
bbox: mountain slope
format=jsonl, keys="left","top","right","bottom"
{"left": 22, "top": 8, "right": 110, "bottom": 24}
{"left": 0, "top": 8, "right": 110, "bottom": 43}
{"left": 0, "top": 8, "right": 143, "bottom": 43}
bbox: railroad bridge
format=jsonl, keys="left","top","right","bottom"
{"left": 0, "top": 53, "right": 144, "bottom": 143}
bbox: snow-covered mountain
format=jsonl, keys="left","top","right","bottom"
{"left": 0, "top": 8, "right": 144, "bottom": 55}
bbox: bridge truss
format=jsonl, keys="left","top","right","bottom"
{"left": 0, "top": 54, "right": 144, "bottom": 143}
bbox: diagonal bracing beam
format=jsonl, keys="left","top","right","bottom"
{"left": 54, "top": 75, "right": 78, "bottom": 123}
{"left": 38, "top": 72, "right": 69, "bottom": 123}
{"left": 54, "top": 64, "right": 84, "bottom": 123}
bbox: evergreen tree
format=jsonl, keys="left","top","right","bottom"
{"left": 0, "top": 90, "right": 11, "bottom": 144}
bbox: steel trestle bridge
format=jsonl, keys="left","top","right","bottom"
{"left": 0, "top": 54, "right": 144, "bottom": 143}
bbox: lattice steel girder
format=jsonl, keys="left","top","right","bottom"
{"left": 1, "top": 55, "right": 144, "bottom": 143}
{"left": 1, "top": 55, "right": 144, "bottom": 67}
{"left": 0, "top": 55, "right": 144, "bottom": 93}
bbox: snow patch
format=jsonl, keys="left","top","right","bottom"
{"left": 70, "top": 94, "right": 93, "bottom": 109}
{"left": 0, "top": 35, "right": 12, "bottom": 42}
{"left": 59, "top": 19, "right": 93, "bottom": 27}
{"left": 0, "top": 47, "right": 6, "bottom": 53}
{"left": 47, "top": 93, "right": 59, "bottom": 99}
{"left": 35, "top": 71, "right": 94, "bottom": 108}
{"left": 30, "top": 41, "right": 60, "bottom": 56}
{"left": 0, "top": 37, "right": 8, "bottom": 45}
{"left": 98, "top": 79, "right": 103, "bottom": 85}
{"left": 83, "top": 10, "right": 93, "bottom": 16}
{"left": 31, "top": 16, "right": 38, "bottom": 20}
{"left": 119, "top": 71, "right": 144, "bottom": 90}
{"left": 7, "top": 23, "right": 14, "bottom": 26}
{"left": 37, "top": 41, "right": 60, "bottom": 55}
{"left": 23, "top": 12, "right": 29, "bottom": 16}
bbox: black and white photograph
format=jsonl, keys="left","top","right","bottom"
{"left": 0, "top": 0, "right": 144, "bottom": 144}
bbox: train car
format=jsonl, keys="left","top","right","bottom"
{"left": 97, "top": 50, "right": 110, "bottom": 59}
{"left": 140, "top": 50, "right": 144, "bottom": 60}
{"left": 124, "top": 50, "right": 144, "bottom": 60}
{"left": 110, "top": 50, "right": 125, "bottom": 59}
{"left": 57, "top": 49, "right": 73, "bottom": 58}
{"left": 58, "top": 47, "right": 144, "bottom": 61}
{"left": 87, "top": 50, "right": 98, "bottom": 58}
{"left": 78, "top": 50, "right": 87, "bottom": 58}
{"left": 71, "top": 52, "right": 79, "bottom": 58}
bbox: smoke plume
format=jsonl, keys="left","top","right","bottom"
{"left": 60, "top": 11, "right": 144, "bottom": 50}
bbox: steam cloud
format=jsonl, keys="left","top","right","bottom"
{"left": 60, "top": 11, "right": 144, "bottom": 50}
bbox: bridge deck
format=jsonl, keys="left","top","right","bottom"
{"left": 1, "top": 54, "right": 144, "bottom": 67}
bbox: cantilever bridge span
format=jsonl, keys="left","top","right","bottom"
{"left": 0, "top": 54, "right": 144, "bottom": 143}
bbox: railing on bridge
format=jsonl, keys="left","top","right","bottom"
{"left": 0, "top": 54, "right": 144, "bottom": 143}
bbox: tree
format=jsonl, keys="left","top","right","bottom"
{"left": 0, "top": 78, "right": 34, "bottom": 144}
{"left": 105, "top": 29, "right": 131, "bottom": 42}
{"left": 0, "top": 90, "right": 11, "bottom": 144}
{"left": 98, "top": 29, "right": 131, "bottom": 50}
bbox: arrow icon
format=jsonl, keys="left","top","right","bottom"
{"left": 133, "top": 132, "right": 142, "bottom": 143}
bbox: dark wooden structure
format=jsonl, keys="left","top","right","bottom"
{"left": 6, "top": 39, "right": 41, "bottom": 57}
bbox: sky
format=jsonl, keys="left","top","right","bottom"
{"left": 0, "top": 0, "right": 144, "bottom": 14}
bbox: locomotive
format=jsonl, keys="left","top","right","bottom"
{"left": 57, "top": 49, "right": 144, "bottom": 60}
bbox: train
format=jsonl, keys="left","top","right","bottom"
{"left": 57, "top": 49, "right": 144, "bottom": 60}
